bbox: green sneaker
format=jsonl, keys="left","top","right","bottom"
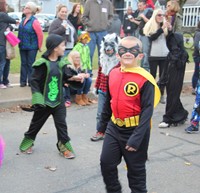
{"left": 57, "top": 141, "right": 75, "bottom": 159}
{"left": 19, "top": 137, "right": 34, "bottom": 154}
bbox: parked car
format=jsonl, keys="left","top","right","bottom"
{"left": 8, "top": 12, "right": 23, "bottom": 31}
{"left": 35, "top": 14, "right": 50, "bottom": 32}
{"left": 37, "top": 13, "right": 55, "bottom": 25}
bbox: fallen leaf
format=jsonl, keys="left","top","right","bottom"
{"left": 45, "top": 166, "right": 57, "bottom": 171}
{"left": 184, "top": 162, "right": 191, "bottom": 166}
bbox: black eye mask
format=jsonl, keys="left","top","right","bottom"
{"left": 118, "top": 44, "right": 141, "bottom": 57}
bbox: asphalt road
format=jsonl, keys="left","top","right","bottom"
{"left": 0, "top": 94, "right": 200, "bottom": 193}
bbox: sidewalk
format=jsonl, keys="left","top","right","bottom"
{"left": 0, "top": 70, "right": 98, "bottom": 108}
{"left": 0, "top": 64, "right": 194, "bottom": 108}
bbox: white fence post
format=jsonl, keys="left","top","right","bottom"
{"left": 183, "top": 6, "right": 200, "bottom": 27}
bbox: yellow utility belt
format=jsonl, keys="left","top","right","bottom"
{"left": 111, "top": 114, "right": 140, "bottom": 128}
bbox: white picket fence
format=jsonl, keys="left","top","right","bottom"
{"left": 183, "top": 6, "right": 200, "bottom": 27}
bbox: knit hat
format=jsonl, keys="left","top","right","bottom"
{"left": 42, "top": 34, "right": 65, "bottom": 58}
{"left": 77, "top": 30, "right": 91, "bottom": 43}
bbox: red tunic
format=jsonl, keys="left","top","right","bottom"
{"left": 109, "top": 67, "right": 147, "bottom": 120}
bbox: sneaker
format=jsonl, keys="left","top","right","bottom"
{"left": 5, "top": 83, "right": 13, "bottom": 88}
{"left": 192, "top": 89, "right": 196, "bottom": 95}
{"left": 160, "top": 96, "right": 166, "bottom": 104}
{"left": 65, "top": 101, "right": 71, "bottom": 108}
{"left": 21, "top": 147, "right": 33, "bottom": 154}
{"left": 185, "top": 125, "right": 199, "bottom": 134}
{"left": 0, "top": 84, "right": 7, "bottom": 89}
{"left": 158, "top": 122, "right": 170, "bottom": 128}
{"left": 90, "top": 132, "right": 105, "bottom": 141}
{"left": 61, "top": 150, "right": 75, "bottom": 159}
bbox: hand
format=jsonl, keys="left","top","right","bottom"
{"left": 71, "top": 74, "right": 84, "bottom": 83}
{"left": 125, "top": 145, "right": 137, "bottom": 152}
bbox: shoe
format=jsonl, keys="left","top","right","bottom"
{"left": 20, "top": 83, "right": 26, "bottom": 87}
{"left": 21, "top": 147, "right": 33, "bottom": 154}
{"left": 75, "top": 94, "right": 86, "bottom": 106}
{"left": 185, "top": 125, "right": 199, "bottom": 134}
{"left": 192, "top": 88, "right": 196, "bottom": 95}
{"left": 160, "top": 95, "right": 166, "bottom": 104}
{"left": 61, "top": 150, "right": 75, "bottom": 159}
{"left": 65, "top": 101, "right": 71, "bottom": 108}
{"left": 158, "top": 122, "right": 170, "bottom": 128}
{"left": 90, "top": 132, "right": 105, "bottom": 141}
{"left": 5, "top": 83, "right": 12, "bottom": 88}
{"left": 0, "top": 84, "right": 7, "bottom": 89}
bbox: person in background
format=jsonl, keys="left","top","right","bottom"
{"left": 90, "top": 33, "right": 120, "bottom": 141}
{"left": 122, "top": 6, "right": 138, "bottom": 37}
{"left": 191, "top": 21, "right": 200, "bottom": 94}
{"left": 68, "top": 3, "right": 83, "bottom": 32}
{"left": 48, "top": 3, "right": 77, "bottom": 107}
{"left": 81, "top": 0, "right": 113, "bottom": 75}
{"left": 67, "top": 50, "right": 92, "bottom": 106}
{"left": 165, "top": 0, "right": 181, "bottom": 32}
{"left": 99, "top": 36, "right": 160, "bottom": 193}
{"left": 107, "top": 7, "right": 121, "bottom": 36}
{"left": 129, "top": 0, "right": 153, "bottom": 71}
{"left": 0, "top": 0, "right": 17, "bottom": 89}
{"left": 19, "top": 34, "right": 84, "bottom": 159}
{"left": 18, "top": 1, "right": 43, "bottom": 87}
{"left": 143, "top": 9, "right": 172, "bottom": 104}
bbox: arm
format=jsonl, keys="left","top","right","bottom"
{"left": 149, "top": 28, "right": 164, "bottom": 41}
{"left": 126, "top": 81, "right": 154, "bottom": 151}
{"left": 31, "top": 64, "right": 46, "bottom": 106}
{"left": 32, "top": 19, "right": 43, "bottom": 50}
{"left": 81, "top": 1, "right": 91, "bottom": 27}
{"left": 48, "top": 19, "right": 66, "bottom": 36}
{"left": 3, "top": 13, "right": 16, "bottom": 24}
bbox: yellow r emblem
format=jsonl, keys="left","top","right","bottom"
{"left": 124, "top": 82, "right": 139, "bottom": 96}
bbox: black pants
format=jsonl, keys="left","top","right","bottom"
{"left": 100, "top": 122, "right": 149, "bottom": 193}
{"left": 149, "top": 59, "right": 166, "bottom": 95}
{"left": 24, "top": 102, "right": 70, "bottom": 144}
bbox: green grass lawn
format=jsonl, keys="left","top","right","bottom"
{"left": 10, "top": 32, "right": 99, "bottom": 73}
{"left": 10, "top": 32, "right": 194, "bottom": 73}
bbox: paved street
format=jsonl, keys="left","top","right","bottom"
{"left": 0, "top": 93, "right": 200, "bottom": 193}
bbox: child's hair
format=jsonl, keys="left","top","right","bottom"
{"left": 26, "top": 2, "right": 41, "bottom": 15}
{"left": 119, "top": 36, "right": 142, "bottom": 52}
{"left": 68, "top": 50, "right": 82, "bottom": 69}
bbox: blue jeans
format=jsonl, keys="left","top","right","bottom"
{"left": 3, "top": 59, "right": 10, "bottom": 85}
{"left": 192, "top": 56, "right": 200, "bottom": 89}
{"left": 0, "top": 45, "right": 6, "bottom": 84}
{"left": 139, "top": 35, "right": 150, "bottom": 72}
{"left": 76, "top": 77, "right": 92, "bottom": 95}
{"left": 19, "top": 49, "right": 38, "bottom": 85}
{"left": 88, "top": 31, "right": 108, "bottom": 68}
{"left": 96, "top": 90, "right": 107, "bottom": 131}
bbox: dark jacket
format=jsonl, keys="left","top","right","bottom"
{"left": 193, "top": 29, "right": 200, "bottom": 58}
{"left": 123, "top": 11, "right": 138, "bottom": 34}
{"left": 0, "top": 12, "right": 16, "bottom": 46}
{"left": 107, "top": 14, "right": 121, "bottom": 36}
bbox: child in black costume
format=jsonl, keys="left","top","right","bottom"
{"left": 19, "top": 34, "right": 84, "bottom": 159}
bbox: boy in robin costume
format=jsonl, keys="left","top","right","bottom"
{"left": 99, "top": 36, "right": 160, "bottom": 192}
{"left": 19, "top": 34, "right": 84, "bottom": 159}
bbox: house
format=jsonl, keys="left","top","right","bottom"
{"left": 183, "top": 0, "right": 200, "bottom": 27}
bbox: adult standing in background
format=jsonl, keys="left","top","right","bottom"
{"left": 129, "top": 0, "right": 153, "bottom": 71}
{"left": 0, "top": 0, "right": 16, "bottom": 89}
{"left": 143, "top": 9, "right": 172, "bottom": 104}
{"left": 82, "top": 0, "right": 113, "bottom": 74}
{"left": 49, "top": 4, "right": 77, "bottom": 56}
{"left": 122, "top": 6, "right": 138, "bottom": 37}
{"left": 18, "top": 1, "right": 43, "bottom": 87}
{"left": 68, "top": 3, "right": 83, "bottom": 32}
